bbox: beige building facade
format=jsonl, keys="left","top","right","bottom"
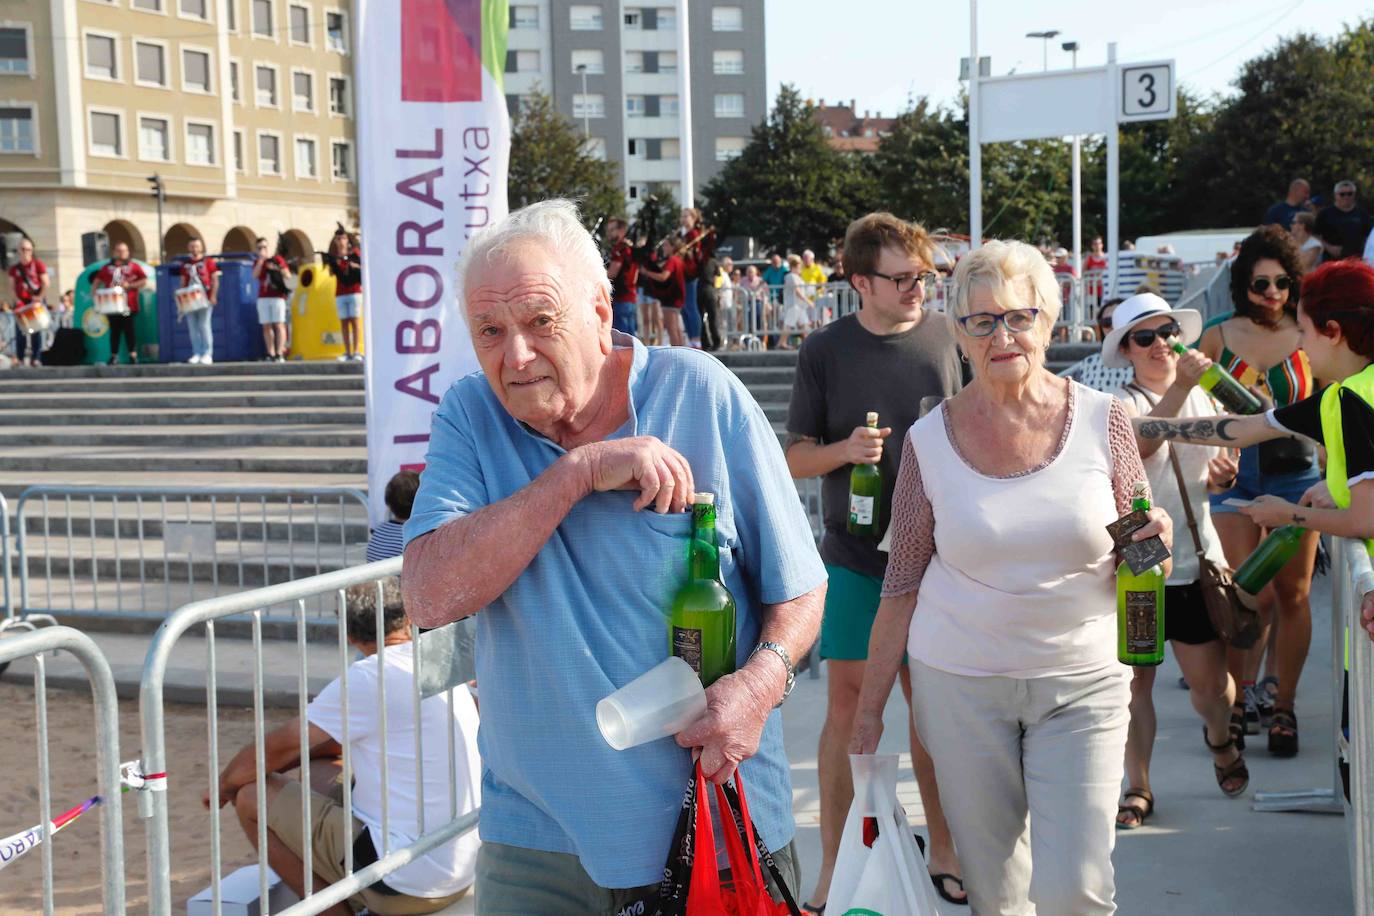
{"left": 0, "top": 0, "right": 357, "bottom": 293}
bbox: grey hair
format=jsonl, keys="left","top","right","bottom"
{"left": 1336, "top": 179, "right": 1357, "bottom": 193}
{"left": 950, "top": 240, "right": 1063, "bottom": 327}
{"left": 457, "top": 199, "right": 611, "bottom": 315}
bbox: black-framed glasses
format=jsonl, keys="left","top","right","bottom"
{"left": 1250, "top": 275, "right": 1292, "bottom": 294}
{"left": 1127, "top": 322, "right": 1181, "bottom": 348}
{"left": 958, "top": 308, "right": 1040, "bottom": 337}
{"left": 1337, "top": 190, "right": 1356, "bottom": 197}
{"left": 868, "top": 269, "right": 937, "bottom": 294}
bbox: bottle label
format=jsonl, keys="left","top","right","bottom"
{"left": 1210, "top": 381, "right": 1259, "bottom": 415}
{"left": 672, "top": 626, "right": 703, "bottom": 676}
{"left": 849, "top": 494, "right": 875, "bottom": 525}
{"left": 1124, "top": 591, "right": 1160, "bottom": 654}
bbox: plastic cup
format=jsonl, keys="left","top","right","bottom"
{"left": 597, "top": 656, "right": 708, "bottom": 751}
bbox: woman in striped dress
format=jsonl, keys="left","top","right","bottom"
{"left": 1198, "top": 226, "right": 1320, "bottom": 758}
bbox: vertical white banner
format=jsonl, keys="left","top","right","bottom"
{"left": 357, "top": 0, "right": 510, "bottom": 524}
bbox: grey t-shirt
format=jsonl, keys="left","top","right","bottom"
{"left": 786, "top": 311, "right": 964, "bottom": 579}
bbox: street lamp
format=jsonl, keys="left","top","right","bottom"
{"left": 576, "top": 64, "right": 589, "bottom": 139}
{"left": 1062, "top": 40, "right": 1079, "bottom": 68}
{"left": 1025, "top": 30, "right": 1060, "bottom": 71}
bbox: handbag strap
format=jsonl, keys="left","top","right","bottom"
{"left": 1127, "top": 383, "right": 1205, "bottom": 557}
{"left": 719, "top": 778, "right": 804, "bottom": 916}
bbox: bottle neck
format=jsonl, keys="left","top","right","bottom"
{"left": 1131, "top": 496, "right": 1151, "bottom": 513}
{"left": 690, "top": 508, "right": 720, "bottom": 581}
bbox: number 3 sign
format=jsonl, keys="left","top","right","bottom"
{"left": 1120, "top": 62, "right": 1175, "bottom": 122}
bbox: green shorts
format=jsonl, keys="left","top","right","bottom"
{"left": 819, "top": 564, "right": 893, "bottom": 661}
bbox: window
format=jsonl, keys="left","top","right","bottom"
{"left": 661, "top": 138, "right": 680, "bottom": 159}
{"left": 326, "top": 11, "right": 348, "bottom": 52}
{"left": 661, "top": 95, "right": 679, "bottom": 117}
{"left": 626, "top": 138, "right": 645, "bottom": 160}
{"left": 625, "top": 95, "right": 646, "bottom": 118}
{"left": 570, "top": 49, "right": 603, "bottom": 75}
{"left": 713, "top": 49, "right": 744, "bottom": 75}
{"left": 258, "top": 131, "right": 281, "bottom": 173}
{"left": 624, "top": 52, "right": 644, "bottom": 74}
{"left": 138, "top": 116, "right": 171, "bottom": 160}
{"left": 584, "top": 136, "right": 606, "bottom": 160}
{"left": 252, "top": 0, "right": 273, "bottom": 36}
{"left": 255, "top": 65, "right": 278, "bottom": 106}
{"left": 628, "top": 182, "right": 648, "bottom": 201}
{"left": 331, "top": 139, "right": 353, "bottom": 180}
{"left": 233, "top": 128, "right": 245, "bottom": 171}
{"left": 714, "top": 92, "right": 744, "bottom": 118}
{"left": 294, "top": 136, "right": 317, "bottom": 177}
{"left": 715, "top": 136, "right": 745, "bottom": 161}
{"left": 712, "top": 6, "right": 743, "bottom": 30}
{"left": 179, "top": 0, "right": 209, "bottom": 19}
{"left": 228, "top": 59, "right": 241, "bottom": 101}
{"left": 89, "top": 110, "right": 122, "bottom": 156}
{"left": 509, "top": 5, "right": 538, "bottom": 28}
{"left": 328, "top": 75, "right": 349, "bottom": 115}
{"left": 289, "top": 4, "right": 310, "bottom": 43}
{"left": 225, "top": 0, "right": 237, "bottom": 30}
{"left": 505, "top": 50, "right": 539, "bottom": 73}
{"left": 186, "top": 122, "right": 215, "bottom": 165}
{"left": 623, "top": 9, "right": 641, "bottom": 29}
{"left": 656, "top": 7, "right": 676, "bottom": 29}
{"left": 182, "top": 49, "right": 212, "bottom": 92}
{"left": 572, "top": 93, "right": 604, "bottom": 119}
{"left": 133, "top": 0, "right": 164, "bottom": 10}
{"left": 0, "top": 27, "right": 30, "bottom": 75}
{"left": 292, "top": 70, "right": 314, "bottom": 111}
{"left": 569, "top": 5, "right": 602, "bottom": 30}
{"left": 658, "top": 51, "right": 677, "bottom": 74}
{"left": 134, "top": 41, "right": 167, "bottom": 86}
{"left": 85, "top": 33, "right": 118, "bottom": 80}
{"left": 0, "top": 107, "right": 35, "bottom": 153}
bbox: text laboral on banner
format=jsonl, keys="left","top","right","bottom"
{"left": 357, "top": 0, "right": 511, "bottom": 523}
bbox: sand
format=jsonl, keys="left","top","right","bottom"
{"left": 0, "top": 681, "right": 291, "bottom": 913}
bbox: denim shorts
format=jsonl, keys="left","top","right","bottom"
{"left": 256, "top": 297, "right": 287, "bottom": 324}
{"left": 1209, "top": 445, "right": 1322, "bottom": 514}
{"left": 335, "top": 293, "right": 362, "bottom": 319}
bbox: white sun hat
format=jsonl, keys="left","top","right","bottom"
{"left": 1100, "top": 292, "right": 1203, "bottom": 368}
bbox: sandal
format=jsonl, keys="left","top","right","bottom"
{"left": 1115, "top": 788, "right": 1154, "bottom": 830}
{"left": 1255, "top": 676, "right": 1279, "bottom": 727}
{"left": 1204, "top": 726, "right": 1250, "bottom": 797}
{"left": 913, "top": 834, "right": 969, "bottom": 906}
{"left": 1269, "top": 707, "right": 1299, "bottom": 757}
{"left": 1229, "top": 703, "right": 1247, "bottom": 752}
{"left": 801, "top": 905, "right": 825, "bottom": 915}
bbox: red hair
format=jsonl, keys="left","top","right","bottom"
{"left": 1300, "top": 259, "right": 1374, "bottom": 360}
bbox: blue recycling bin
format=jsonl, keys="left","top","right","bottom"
{"left": 156, "top": 253, "right": 265, "bottom": 362}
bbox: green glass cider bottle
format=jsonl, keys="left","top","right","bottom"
{"left": 1117, "top": 482, "right": 1167, "bottom": 667}
{"left": 847, "top": 411, "right": 882, "bottom": 538}
{"left": 1171, "top": 342, "right": 1263, "bottom": 414}
{"left": 669, "top": 493, "right": 737, "bottom": 686}
{"left": 1233, "top": 525, "right": 1306, "bottom": 595}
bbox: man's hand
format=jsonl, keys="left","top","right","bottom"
{"left": 201, "top": 771, "right": 237, "bottom": 811}
{"left": 1240, "top": 494, "right": 1303, "bottom": 529}
{"left": 840, "top": 424, "right": 891, "bottom": 466}
{"left": 1171, "top": 348, "right": 1212, "bottom": 391}
{"left": 675, "top": 663, "right": 779, "bottom": 784}
{"left": 1206, "top": 450, "right": 1240, "bottom": 493}
{"left": 1300, "top": 480, "right": 1336, "bottom": 509}
{"left": 572, "top": 436, "right": 694, "bottom": 513}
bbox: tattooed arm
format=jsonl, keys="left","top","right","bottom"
{"left": 1132, "top": 413, "right": 1281, "bottom": 449}
{"left": 1241, "top": 481, "right": 1374, "bottom": 540}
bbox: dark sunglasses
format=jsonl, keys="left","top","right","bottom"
{"left": 1249, "top": 275, "right": 1292, "bottom": 295}
{"left": 1127, "top": 322, "right": 1181, "bottom": 348}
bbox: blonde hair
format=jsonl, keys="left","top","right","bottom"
{"left": 950, "top": 240, "right": 1062, "bottom": 329}
{"left": 786, "top": 253, "right": 802, "bottom": 270}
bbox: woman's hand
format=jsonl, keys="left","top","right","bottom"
{"left": 848, "top": 709, "right": 885, "bottom": 756}
{"left": 1206, "top": 450, "right": 1239, "bottom": 493}
{"left": 1300, "top": 480, "right": 1336, "bottom": 509}
{"left": 1133, "top": 506, "right": 1174, "bottom": 555}
{"left": 1170, "top": 348, "right": 1213, "bottom": 391}
{"left": 1240, "top": 494, "right": 1304, "bottom": 529}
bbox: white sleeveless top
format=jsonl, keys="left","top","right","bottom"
{"left": 909, "top": 385, "right": 1121, "bottom": 678}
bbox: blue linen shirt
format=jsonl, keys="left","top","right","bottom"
{"left": 404, "top": 332, "right": 826, "bottom": 888}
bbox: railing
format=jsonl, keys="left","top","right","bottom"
{"left": 15, "top": 484, "right": 371, "bottom": 625}
{"left": 138, "top": 557, "right": 480, "bottom": 915}
{"left": 0, "top": 626, "right": 126, "bottom": 915}
{"left": 2, "top": 492, "right": 11, "bottom": 619}
{"left": 1343, "top": 540, "right": 1374, "bottom": 910}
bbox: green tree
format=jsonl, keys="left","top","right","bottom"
{"left": 507, "top": 91, "right": 625, "bottom": 230}
{"left": 870, "top": 97, "right": 969, "bottom": 232}
{"left": 700, "top": 85, "right": 877, "bottom": 254}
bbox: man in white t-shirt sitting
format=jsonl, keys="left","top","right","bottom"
{"left": 206, "top": 577, "right": 482, "bottom": 915}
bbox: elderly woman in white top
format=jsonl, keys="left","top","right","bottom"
{"left": 1104, "top": 293, "right": 1248, "bottom": 832}
{"left": 851, "top": 240, "right": 1172, "bottom": 914}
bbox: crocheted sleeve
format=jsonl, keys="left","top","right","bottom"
{"left": 880, "top": 433, "right": 936, "bottom": 598}
{"left": 1108, "top": 397, "right": 1148, "bottom": 516}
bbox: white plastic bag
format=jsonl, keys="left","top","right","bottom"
{"left": 827, "top": 754, "right": 942, "bottom": 916}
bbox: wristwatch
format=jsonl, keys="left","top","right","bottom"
{"left": 749, "top": 641, "right": 796, "bottom": 707}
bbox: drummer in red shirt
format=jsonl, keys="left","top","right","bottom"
{"left": 93, "top": 242, "right": 148, "bottom": 365}
{"left": 7, "top": 237, "right": 50, "bottom": 367}
{"left": 639, "top": 239, "right": 687, "bottom": 346}
{"left": 180, "top": 237, "right": 221, "bottom": 365}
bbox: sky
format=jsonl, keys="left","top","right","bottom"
{"left": 765, "top": 0, "right": 1370, "bottom": 116}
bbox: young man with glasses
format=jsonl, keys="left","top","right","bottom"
{"left": 784, "top": 212, "right": 967, "bottom": 910}
{"left": 1316, "top": 180, "right": 1373, "bottom": 261}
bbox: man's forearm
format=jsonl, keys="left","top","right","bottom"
{"left": 784, "top": 437, "right": 849, "bottom": 479}
{"left": 402, "top": 454, "right": 589, "bottom": 627}
{"left": 742, "top": 583, "right": 826, "bottom": 706}
{"left": 1133, "top": 413, "right": 1277, "bottom": 449}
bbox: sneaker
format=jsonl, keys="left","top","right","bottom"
{"left": 275, "top": 354, "right": 286, "bottom": 363}
{"left": 188, "top": 354, "right": 202, "bottom": 364}
{"left": 351, "top": 352, "right": 364, "bottom": 362}
{"left": 337, "top": 354, "right": 350, "bottom": 362}
{"left": 201, "top": 355, "right": 213, "bottom": 365}
{"left": 107, "top": 356, "right": 118, "bottom": 366}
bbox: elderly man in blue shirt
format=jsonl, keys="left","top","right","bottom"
{"left": 402, "top": 199, "right": 827, "bottom": 914}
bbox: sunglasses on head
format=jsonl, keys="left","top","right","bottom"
{"left": 1126, "top": 322, "right": 1181, "bottom": 348}
{"left": 1249, "top": 275, "right": 1292, "bottom": 295}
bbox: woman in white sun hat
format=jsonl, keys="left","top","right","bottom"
{"left": 1104, "top": 292, "right": 1249, "bottom": 829}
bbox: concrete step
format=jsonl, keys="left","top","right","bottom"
{"left": 6, "top": 390, "right": 364, "bottom": 410}
{"left": 0, "top": 470, "right": 368, "bottom": 502}
{"left": 10, "top": 424, "right": 367, "bottom": 448}
{"left": 0, "top": 445, "right": 368, "bottom": 475}
{"left": 0, "top": 374, "right": 363, "bottom": 394}
{"left": 714, "top": 350, "right": 800, "bottom": 368}
{"left": 724, "top": 366, "right": 798, "bottom": 385}
{"left": 0, "top": 406, "right": 365, "bottom": 427}
{"left": 13, "top": 502, "right": 368, "bottom": 545}
{"left": 0, "top": 360, "right": 363, "bottom": 380}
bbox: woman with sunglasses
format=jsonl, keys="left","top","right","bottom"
{"left": 852, "top": 240, "right": 1171, "bottom": 914}
{"left": 1101, "top": 294, "right": 1249, "bottom": 829}
{"left": 1198, "top": 225, "right": 1318, "bottom": 757}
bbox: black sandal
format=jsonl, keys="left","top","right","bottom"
{"left": 1269, "top": 707, "right": 1299, "bottom": 757}
{"left": 1229, "top": 703, "right": 1247, "bottom": 752}
{"left": 1115, "top": 788, "right": 1153, "bottom": 830}
{"left": 913, "top": 834, "right": 969, "bottom": 906}
{"left": 801, "top": 905, "right": 825, "bottom": 915}
{"left": 1204, "top": 726, "right": 1250, "bottom": 797}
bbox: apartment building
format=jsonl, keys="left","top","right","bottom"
{"left": 0, "top": 0, "right": 356, "bottom": 293}
{"left": 503, "top": 1, "right": 766, "bottom": 210}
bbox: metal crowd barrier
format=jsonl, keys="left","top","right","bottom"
{"left": 2, "top": 492, "right": 11, "bottom": 620}
{"left": 138, "top": 557, "right": 480, "bottom": 915}
{"left": 15, "top": 484, "right": 371, "bottom": 625}
{"left": 1344, "top": 541, "right": 1374, "bottom": 909}
{"left": 0, "top": 626, "right": 126, "bottom": 914}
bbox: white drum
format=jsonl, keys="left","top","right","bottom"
{"left": 14, "top": 301, "right": 52, "bottom": 335}
{"left": 94, "top": 286, "right": 131, "bottom": 317}
{"left": 174, "top": 285, "right": 210, "bottom": 317}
